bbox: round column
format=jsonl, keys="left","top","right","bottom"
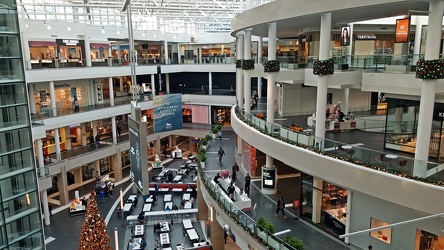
{"left": 49, "top": 81, "right": 57, "bottom": 116}
{"left": 109, "top": 77, "right": 115, "bottom": 106}
{"left": 243, "top": 30, "right": 252, "bottom": 114}
{"left": 236, "top": 33, "right": 244, "bottom": 109}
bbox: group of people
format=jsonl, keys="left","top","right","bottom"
{"left": 213, "top": 162, "right": 251, "bottom": 198}
{"left": 128, "top": 236, "right": 147, "bottom": 250}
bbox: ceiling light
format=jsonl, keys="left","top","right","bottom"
{"left": 25, "top": 24, "right": 28, "bottom": 28}
{"left": 154, "top": 34, "right": 156, "bottom": 38}
{"left": 117, "top": 31, "right": 120, "bottom": 35}
{"left": 47, "top": 25, "right": 51, "bottom": 30}
{"left": 67, "top": 27, "right": 71, "bottom": 31}
{"left": 142, "top": 33, "right": 145, "bottom": 37}
{"left": 102, "top": 27, "right": 105, "bottom": 34}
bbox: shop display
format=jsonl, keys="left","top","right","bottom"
{"left": 242, "top": 141, "right": 257, "bottom": 177}
{"left": 370, "top": 217, "right": 392, "bottom": 244}
{"left": 307, "top": 102, "right": 356, "bottom": 132}
{"left": 415, "top": 229, "right": 444, "bottom": 250}
{"left": 70, "top": 198, "right": 86, "bottom": 216}
{"left": 322, "top": 182, "right": 348, "bottom": 236}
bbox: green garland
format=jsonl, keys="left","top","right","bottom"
{"left": 263, "top": 60, "right": 280, "bottom": 73}
{"left": 234, "top": 108, "right": 444, "bottom": 187}
{"left": 241, "top": 59, "right": 255, "bottom": 70}
{"left": 313, "top": 59, "right": 334, "bottom": 75}
{"left": 235, "top": 59, "right": 242, "bottom": 69}
{"left": 415, "top": 59, "right": 444, "bottom": 79}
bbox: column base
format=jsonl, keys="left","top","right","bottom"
{"left": 261, "top": 187, "right": 277, "bottom": 195}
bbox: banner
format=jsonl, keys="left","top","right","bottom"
{"left": 153, "top": 94, "right": 183, "bottom": 133}
{"left": 395, "top": 18, "right": 410, "bottom": 43}
{"left": 341, "top": 26, "right": 350, "bottom": 46}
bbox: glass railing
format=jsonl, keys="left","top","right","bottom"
{"left": 234, "top": 105, "right": 444, "bottom": 186}
{"left": 169, "top": 88, "right": 236, "bottom": 96}
{"left": 199, "top": 170, "right": 295, "bottom": 250}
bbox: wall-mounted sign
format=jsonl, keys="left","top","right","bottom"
{"left": 62, "top": 39, "right": 80, "bottom": 46}
{"left": 153, "top": 94, "right": 183, "bottom": 133}
{"left": 356, "top": 35, "right": 376, "bottom": 40}
{"left": 54, "top": 83, "right": 71, "bottom": 89}
{"left": 395, "top": 18, "right": 410, "bottom": 43}
{"left": 433, "top": 108, "right": 444, "bottom": 121}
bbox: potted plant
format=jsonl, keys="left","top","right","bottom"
{"left": 205, "top": 134, "right": 211, "bottom": 142}
{"left": 263, "top": 222, "right": 275, "bottom": 234}
{"left": 202, "top": 137, "right": 208, "bottom": 149}
{"left": 284, "top": 236, "right": 304, "bottom": 250}
{"left": 256, "top": 216, "right": 267, "bottom": 231}
{"left": 212, "top": 127, "right": 219, "bottom": 138}
{"left": 199, "top": 147, "right": 206, "bottom": 155}
{"left": 199, "top": 152, "right": 207, "bottom": 169}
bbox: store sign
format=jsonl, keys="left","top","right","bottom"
{"left": 54, "top": 83, "right": 71, "bottom": 89}
{"left": 262, "top": 167, "right": 276, "bottom": 189}
{"left": 111, "top": 46, "right": 118, "bottom": 50}
{"left": 433, "top": 108, "right": 444, "bottom": 121}
{"left": 153, "top": 94, "right": 183, "bottom": 133}
{"left": 62, "top": 39, "right": 80, "bottom": 46}
{"left": 356, "top": 35, "right": 376, "bottom": 40}
{"left": 395, "top": 18, "right": 410, "bottom": 43}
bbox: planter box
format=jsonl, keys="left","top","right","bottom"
{"left": 385, "top": 65, "right": 408, "bottom": 72}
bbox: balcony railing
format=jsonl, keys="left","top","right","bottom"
{"left": 234, "top": 105, "right": 444, "bottom": 186}
{"left": 199, "top": 169, "right": 296, "bottom": 250}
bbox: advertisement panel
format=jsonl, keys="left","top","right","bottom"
{"left": 340, "top": 26, "right": 351, "bottom": 46}
{"left": 395, "top": 18, "right": 410, "bottom": 43}
{"left": 262, "top": 167, "right": 276, "bottom": 189}
{"left": 153, "top": 94, "right": 183, "bottom": 133}
{"left": 129, "top": 108, "right": 148, "bottom": 194}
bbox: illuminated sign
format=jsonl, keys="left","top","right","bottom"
{"left": 395, "top": 18, "right": 410, "bottom": 43}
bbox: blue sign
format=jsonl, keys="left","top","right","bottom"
{"left": 153, "top": 94, "right": 182, "bottom": 133}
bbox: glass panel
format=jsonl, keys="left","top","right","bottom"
{"left": 0, "top": 83, "right": 27, "bottom": 105}
{"left": 0, "top": 105, "right": 29, "bottom": 128}
{"left": 0, "top": 226, "right": 5, "bottom": 248}
{"left": 0, "top": 35, "right": 19, "bottom": 57}
{"left": 0, "top": 8, "right": 18, "bottom": 33}
{"left": 5, "top": 212, "right": 41, "bottom": 242}
{"left": 2, "top": 191, "right": 38, "bottom": 218}
{"left": 0, "top": 128, "right": 32, "bottom": 154}
{"left": 0, "top": 149, "right": 34, "bottom": 175}
{"left": 0, "top": 58, "right": 23, "bottom": 81}
{"left": 0, "top": 171, "right": 37, "bottom": 200}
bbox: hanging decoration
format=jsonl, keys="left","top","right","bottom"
{"left": 235, "top": 59, "right": 242, "bottom": 69}
{"left": 241, "top": 59, "right": 255, "bottom": 70}
{"left": 313, "top": 59, "right": 334, "bottom": 75}
{"left": 415, "top": 59, "right": 444, "bottom": 79}
{"left": 263, "top": 60, "right": 280, "bottom": 73}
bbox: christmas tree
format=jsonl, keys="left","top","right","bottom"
{"left": 78, "top": 198, "right": 113, "bottom": 250}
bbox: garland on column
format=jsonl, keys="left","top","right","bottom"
{"left": 415, "top": 59, "right": 444, "bottom": 79}
{"left": 78, "top": 198, "right": 113, "bottom": 250}
{"left": 263, "top": 60, "right": 280, "bottom": 73}
{"left": 313, "top": 59, "right": 334, "bottom": 75}
{"left": 241, "top": 59, "right": 255, "bottom": 70}
{"left": 235, "top": 59, "right": 242, "bottom": 69}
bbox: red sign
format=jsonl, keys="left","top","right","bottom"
{"left": 293, "top": 199, "right": 300, "bottom": 209}
{"left": 395, "top": 18, "right": 410, "bottom": 43}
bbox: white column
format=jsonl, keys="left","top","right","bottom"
{"left": 112, "top": 116, "right": 117, "bottom": 145}
{"left": 36, "top": 139, "right": 45, "bottom": 177}
{"left": 166, "top": 73, "right": 170, "bottom": 93}
{"left": 314, "top": 13, "right": 332, "bottom": 150}
{"left": 257, "top": 77, "right": 262, "bottom": 98}
{"left": 49, "top": 81, "right": 57, "bottom": 116}
{"left": 84, "top": 35, "right": 92, "bottom": 67}
{"left": 257, "top": 36, "right": 263, "bottom": 63}
{"left": 151, "top": 74, "right": 156, "bottom": 97}
{"left": 54, "top": 128, "right": 61, "bottom": 161}
{"left": 89, "top": 80, "right": 94, "bottom": 105}
{"left": 92, "top": 121, "right": 98, "bottom": 138}
{"left": 164, "top": 40, "right": 168, "bottom": 64}
{"left": 312, "top": 178, "right": 323, "bottom": 223}
{"left": 236, "top": 33, "right": 244, "bottom": 110}
{"left": 80, "top": 123, "right": 87, "bottom": 146}
{"left": 41, "top": 190, "right": 51, "bottom": 226}
{"left": 413, "top": 16, "right": 425, "bottom": 64}
{"left": 65, "top": 126, "right": 71, "bottom": 150}
{"left": 117, "top": 42, "right": 122, "bottom": 65}
{"left": 20, "top": 19, "right": 32, "bottom": 70}
{"left": 109, "top": 77, "right": 115, "bottom": 106}
{"left": 344, "top": 190, "right": 352, "bottom": 244}
{"left": 345, "top": 24, "right": 354, "bottom": 60}
{"left": 209, "top": 72, "right": 213, "bottom": 95}
{"left": 342, "top": 88, "right": 349, "bottom": 115}
{"left": 414, "top": 0, "right": 444, "bottom": 178}
{"left": 28, "top": 83, "right": 36, "bottom": 114}
{"left": 108, "top": 46, "right": 112, "bottom": 66}
{"left": 177, "top": 44, "right": 181, "bottom": 64}
{"left": 244, "top": 29, "right": 252, "bottom": 114}
{"left": 119, "top": 76, "right": 124, "bottom": 96}
{"left": 264, "top": 22, "right": 277, "bottom": 195}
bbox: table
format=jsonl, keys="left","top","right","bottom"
{"left": 164, "top": 194, "right": 172, "bottom": 202}
{"left": 123, "top": 203, "right": 133, "bottom": 215}
{"left": 133, "top": 238, "right": 142, "bottom": 250}
{"left": 182, "top": 219, "right": 193, "bottom": 230}
{"left": 183, "top": 193, "right": 190, "bottom": 201}
{"left": 164, "top": 202, "right": 173, "bottom": 211}
{"left": 134, "top": 225, "right": 144, "bottom": 237}
{"left": 385, "top": 154, "right": 398, "bottom": 167}
{"left": 186, "top": 229, "right": 199, "bottom": 241}
{"left": 173, "top": 175, "right": 183, "bottom": 183}
{"left": 159, "top": 168, "right": 171, "bottom": 178}
{"left": 161, "top": 221, "right": 170, "bottom": 232}
{"left": 143, "top": 203, "right": 152, "bottom": 212}
{"left": 128, "top": 194, "right": 137, "bottom": 203}
{"left": 160, "top": 233, "right": 170, "bottom": 247}
{"left": 145, "top": 195, "right": 154, "bottom": 203}
{"left": 184, "top": 202, "right": 192, "bottom": 209}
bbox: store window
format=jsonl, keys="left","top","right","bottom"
{"left": 370, "top": 217, "right": 392, "bottom": 244}
{"left": 56, "top": 39, "right": 85, "bottom": 67}
{"left": 90, "top": 43, "right": 109, "bottom": 66}
{"left": 121, "top": 150, "right": 130, "bottom": 168}
{"left": 212, "top": 106, "right": 231, "bottom": 125}
{"left": 81, "top": 164, "right": 95, "bottom": 181}
{"left": 28, "top": 41, "right": 57, "bottom": 69}
{"left": 321, "top": 182, "right": 348, "bottom": 235}
{"left": 415, "top": 229, "right": 444, "bottom": 249}
{"left": 100, "top": 157, "right": 111, "bottom": 174}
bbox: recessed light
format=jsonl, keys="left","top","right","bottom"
{"left": 67, "top": 27, "right": 71, "bottom": 31}
{"left": 47, "top": 25, "right": 51, "bottom": 30}
{"left": 117, "top": 31, "right": 120, "bottom": 35}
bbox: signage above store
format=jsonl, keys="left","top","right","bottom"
{"left": 54, "top": 83, "right": 71, "bottom": 88}
{"left": 62, "top": 39, "right": 80, "bottom": 46}
{"left": 356, "top": 35, "right": 376, "bottom": 40}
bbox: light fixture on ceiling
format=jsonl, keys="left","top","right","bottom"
{"left": 117, "top": 31, "right": 120, "bottom": 35}
{"left": 25, "top": 24, "right": 28, "bottom": 28}
{"left": 153, "top": 34, "right": 156, "bottom": 38}
{"left": 47, "top": 25, "right": 51, "bottom": 30}
{"left": 102, "top": 27, "right": 105, "bottom": 34}
{"left": 67, "top": 27, "right": 71, "bottom": 31}
{"left": 142, "top": 31, "right": 146, "bottom": 37}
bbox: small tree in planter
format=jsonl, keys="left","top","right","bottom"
{"left": 204, "top": 134, "right": 211, "bottom": 142}
{"left": 199, "top": 151, "right": 207, "bottom": 168}
{"left": 256, "top": 216, "right": 267, "bottom": 231}
{"left": 212, "top": 127, "right": 219, "bottom": 138}
{"left": 284, "top": 236, "right": 304, "bottom": 250}
{"left": 264, "top": 222, "right": 275, "bottom": 234}
{"left": 199, "top": 147, "right": 206, "bottom": 155}
{"left": 202, "top": 138, "right": 208, "bottom": 149}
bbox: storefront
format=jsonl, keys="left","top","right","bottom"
{"left": 56, "top": 39, "right": 85, "bottom": 67}
{"left": 28, "top": 41, "right": 57, "bottom": 69}
{"left": 90, "top": 43, "right": 110, "bottom": 66}
{"left": 182, "top": 104, "right": 209, "bottom": 124}
{"left": 110, "top": 45, "right": 129, "bottom": 64}
{"left": 81, "top": 163, "right": 95, "bottom": 181}
{"left": 211, "top": 106, "right": 231, "bottom": 125}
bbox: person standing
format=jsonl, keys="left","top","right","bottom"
{"left": 230, "top": 171, "right": 237, "bottom": 186}
{"left": 99, "top": 190, "right": 105, "bottom": 204}
{"left": 217, "top": 147, "right": 225, "bottom": 164}
{"left": 117, "top": 125, "right": 122, "bottom": 137}
{"left": 275, "top": 196, "right": 287, "bottom": 219}
{"left": 73, "top": 95, "right": 79, "bottom": 112}
{"left": 244, "top": 173, "right": 251, "bottom": 195}
{"left": 218, "top": 130, "right": 223, "bottom": 141}
{"left": 232, "top": 162, "right": 239, "bottom": 173}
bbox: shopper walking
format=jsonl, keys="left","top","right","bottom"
{"left": 244, "top": 173, "right": 251, "bottom": 195}
{"left": 275, "top": 196, "right": 287, "bottom": 219}
{"left": 217, "top": 147, "right": 225, "bottom": 164}
{"left": 230, "top": 171, "right": 237, "bottom": 186}
{"left": 232, "top": 162, "right": 239, "bottom": 173}
{"left": 99, "top": 190, "right": 105, "bottom": 204}
{"left": 218, "top": 130, "right": 223, "bottom": 141}
{"left": 73, "top": 96, "right": 79, "bottom": 112}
